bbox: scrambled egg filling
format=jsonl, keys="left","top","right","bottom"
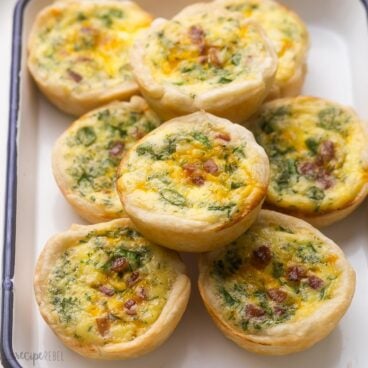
{"left": 32, "top": 2, "right": 151, "bottom": 92}
{"left": 143, "top": 11, "right": 272, "bottom": 96}
{"left": 222, "top": 0, "right": 308, "bottom": 84}
{"left": 251, "top": 97, "right": 368, "bottom": 214}
{"left": 62, "top": 103, "right": 160, "bottom": 217}
{"left": 47, "top": 224, "right": 177, "bottom": 344}
{"left": 119, "top": 122, "right": 264, "bottom": 224}
{"left": 210, "top": 220, "right": 341, "bottom": 333}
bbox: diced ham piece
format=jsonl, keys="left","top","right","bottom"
{"left": 317, "top": 140, "right": 335, "bottom": 164}
{"left": 203, "top": 159, "right": 219, "bottom": 175}
{"left": 67, "top": 69, "right": 83, "bottom": 83}
{"left": 245, "top": 304, "right": 265, "bottom": 318}
{"left": 251, "top": 245, "right": 272, "bottom": 269}
{"left": 215, "top": 133, "right": 231, "bottom": 142}
{"left": 267, "top": 288, "right": 287, "bottom": 303}
{"left": 287, "top": 265, "right": 306, "bottom": 281}
{"left": 191, "top": 174, "right": 205, "bottom": 186}
{"left": 96, "top": 316, "right": 110, "bottom": 336}
{"left": 110, "top": 257, "right": 129, "bottom": 273}
{"left": 136, "top": 286, "right": 148, "bottom": 300}
{"left": 124, "top": 299, "right": 137, "bottom": 315}
{"left": 98, "top": 285, "right": 115, "bottom": 297}
{"left": 109, "top": 141, "right": 125, "bottom": 157}
{"left": 126, "top": 271, "right": 140, "bottom": 287}
{"left": 308, "top": 275, "right": 324, "bottom": 289}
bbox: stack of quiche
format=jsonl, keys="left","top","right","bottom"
{"left": 29, "top": 0, "right": 368, "bottom": 360}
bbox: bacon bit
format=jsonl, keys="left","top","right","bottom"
{"left": 136, "top": 286, "right": 148, "bottom": 300}
{"left": 251, "top": 246, "right": 272, "bottom": 269}
{"left": 287, "top": 265, "right": 306, "bottom": 281}
{"left": 110, "top": 257, "right": 129, "bottom": 273}
{"left": 124, "top": 299, "right": 137, "bottom": 315}
{"left": 188, "top": 25, "right": 206, "bottom": 55}
{"left": 188, "top": 25, "right": 205, "bottom": 45}
{"left": 298, "top": 161, "right": 319, "bottom": 177}
{"left": 208, "top": 47, "right": 222, "bottom": 67}
{"left": 191, "top": 174, "right": 205, "bottom": 186}
{"left": 317, "top": 140, "right": 335, "bottom": 164}
{"left": 67, "top": 69, "right": 83, "bottom": 83}
{"left": 98, "top": 285, "right": 115, "bottom": 296}
{"left": 318, "top": 173, "right": 334, "bottom": 189}
{"left": 245, "top": 304, "right": 265, "bottom": 318}
{"left": 109, "top": 141, "right": 125, "bottom": 157}
{"left": 96, "top": 316, "right": 110, "bottom": 336}
{"left": 203, "top": 159, "right": 219, "bottom": 175}
{"left": 274, "top": 306, "right": 286, "bottom": 317}
{"left": 308, "top": 275, "right": 324, "bottom": 289}
{"left": 215, "top": 133, "right": 231, "bottom": 142}
{"left": 126, "top": 271, "right": 140, "bottom": 287}
{"left": 267, "top": 288, "right": 287, "bottom": 303}
{"left": 183, "top": 162, "right": 200, "bottom": 174}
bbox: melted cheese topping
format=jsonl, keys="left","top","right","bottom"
{"left": 118, "top": 120, "right": 267, "bottom": 224}
{"left": 208, "top": 217, "right": 342, "bottom": 333}
{"left": 220, "top": 0, "right": 308, "bottom": 85}
{"left": 58, "top": 100, "right": 161, "bottom": 218}
{"left": 143, "top": 8, "right": 274, "bottom": 96}
{"left": 47, "top": 224, "right": 178, "bottom": 345}
{"left": 30, "top": 1, "right": 151, "bottom": 94}
{"left": 251, "top": 97, "right": 368, "bottom": 215}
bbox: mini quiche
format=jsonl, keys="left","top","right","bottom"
{"left": 28, "top": 0, "right": 152, "bottom": 116}
{"left": 250, "top": 96, "right": 368, "bottom": 227}
{"left": 52, "top": 96, "right": 161, "bottom": 223}
{"left": 215, "top": 0, "right": 309, "bottom": 99}
{"left": 116, "top": 111, "right": 269, "bottom": 252}
{"left": 130, "top": 2, "right": 277, "bottom": 124}
{"left": 199, "top": 210, "right": 355, "bottom": 355}
{"left": 34, "top": 218, "right": 190, "bottom": 359}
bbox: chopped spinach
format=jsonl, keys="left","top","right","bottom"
{"left": 160, "top": 189, "right": 186, "bottom": 206}
{"left": 307, "top": 186, "right": 325, "bottom": 201}
{"left": 76, "top": 127, "right": 96, "bottom": 146}
{"left": 305, "top": 137, "right": 319, "bottom": 155}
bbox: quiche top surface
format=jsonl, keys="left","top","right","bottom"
{"left": 250, "top": 96, "right": 368, "bottom": 215}
{"left": 217, "top": 0, "right": 309, "bottom": 87}
{"left": 39, "top": 221, "right": 183, "bottom": 346}
{"left": 53, "top": 97, "right": 161, "bottom": 221}
{"left": 29, "top": 0, "right": 151, "bottom": 95}
{"left": 117, "top": 112, "right": 269, "bottom": 227}
{"left": 200, "top": 210, "right": 353, "bottom": 335}
{"left": 139, "top": 4, "right": 276, "bottom": 98}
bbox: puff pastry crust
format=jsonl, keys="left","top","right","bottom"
{"left": 34, "top": 218, "right": 190, "bottom": 359}
{"left": 249, "top": 96, "right": 368, "bottom": 227}
{"left": 215, "top": 0, "right": 309, "bottom": 99}
{"left": 28, "top": 0, "right": 152, "bottom": 116}
{"left": 198, "top": 210, "right": 355, "bottom": 355}
{"left": 130, "top": 2, "right": 277, "bottom": 124}
{"left": 116, "top": 111, "right": 269, "bottom": 252}
{"left": 52, "top": 96, "right": 161, "bottom": 223}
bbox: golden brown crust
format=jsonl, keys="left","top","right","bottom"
{"left": 34, "top": 218, "right": 191, "bottom": 359}
{"left": 130, "top": 3, "right": 277, "bottom": 124}
{"left": 198, "top": 210, "right": 356, "bottom": 355}
{"left": 116, "top": 111, "right": 269, "bottom": 252}
{"left": 27, "top": 0, "right": 151, "bottom": 116}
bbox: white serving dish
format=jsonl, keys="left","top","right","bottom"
{"left": 6, "top": 0, "right": 368, "bottom": 367}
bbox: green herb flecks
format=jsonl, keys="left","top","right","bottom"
{"left": 160, "top": 189, "right": 186, "bottom": 206}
